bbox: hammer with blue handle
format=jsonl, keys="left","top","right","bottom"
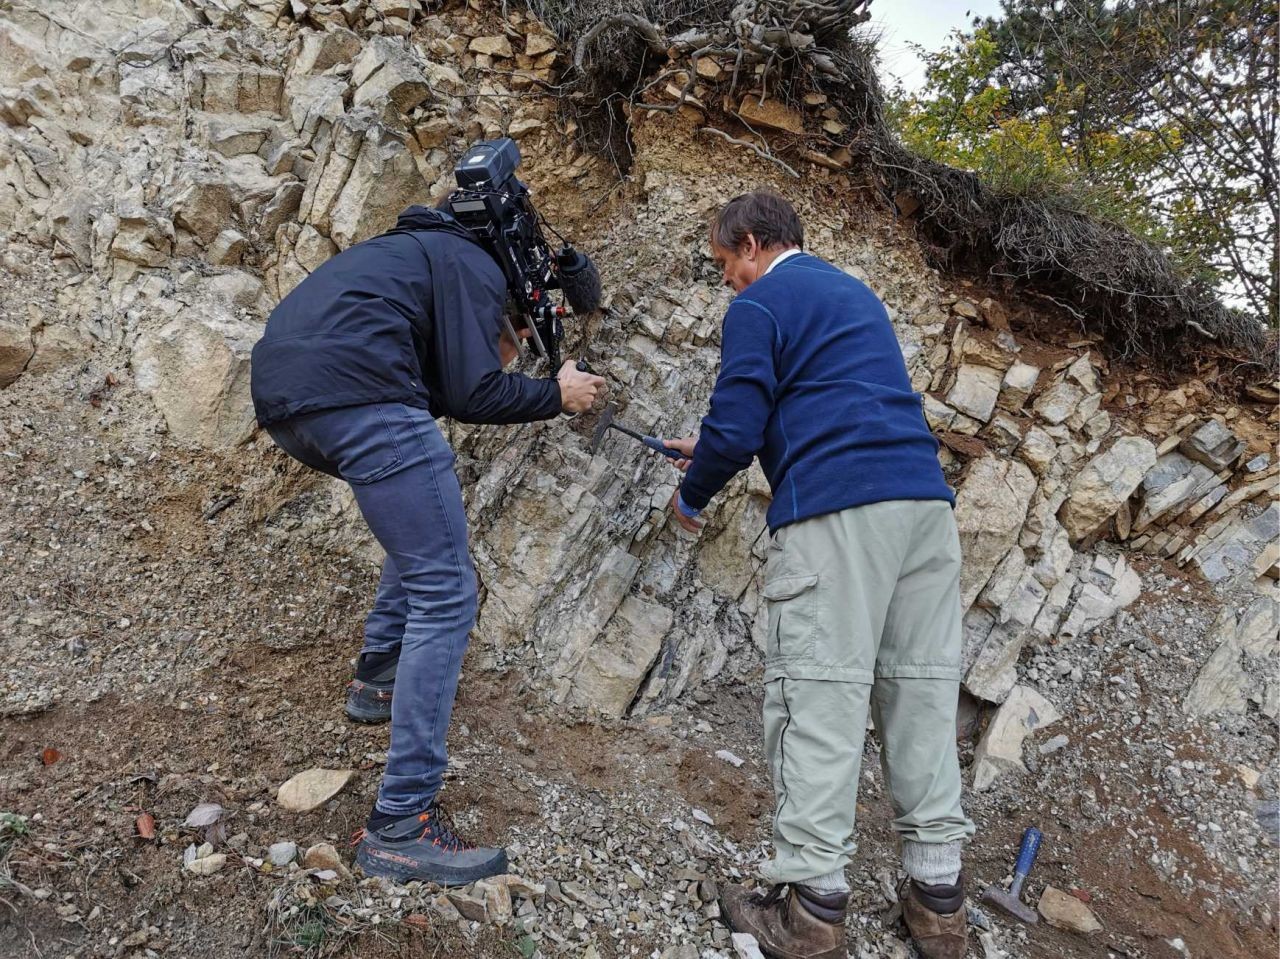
{"left": 981, "top": 826, "right": 1042, "bottom": 924}
{"left": 589, "top": 401, "right": 685, "bottom": 461}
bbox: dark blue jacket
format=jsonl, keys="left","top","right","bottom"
{"left": 251, "top": 207, "right": 561, "bottom": 427}
{"left": 679, "top": 252, "right": 953, "bottom": 532}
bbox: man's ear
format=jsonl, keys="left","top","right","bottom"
{"left": 740, "top": 233, "right": 761, "bottom": 260}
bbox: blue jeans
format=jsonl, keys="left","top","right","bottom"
{"left": 267, "top": 403, "right": 477, "bottom": 815}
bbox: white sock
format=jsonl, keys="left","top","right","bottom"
{"left": 902, "top": 840, "right": 963, "bottom": 887}
{"left": 802, "top": 868, "right": 850, "bottom": 892}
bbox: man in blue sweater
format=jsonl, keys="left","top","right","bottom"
{"left": 664, "top": 193, "right": 974, "bottom": 959}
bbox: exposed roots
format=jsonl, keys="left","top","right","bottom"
{"left": 524, "top": 0, "right": 1270, "bottom": 370}
{"left": 862, "top": 134, "right": 1271, "bottom": 366}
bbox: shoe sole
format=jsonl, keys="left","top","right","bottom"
{"left": 344, "top": 701, "right": 392, "bottom": 724}
{"left": 355, "top": 840, "right": 508, "bottom": 886}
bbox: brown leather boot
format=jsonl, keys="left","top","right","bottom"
{"left": 900, "top": 875, "right": 968, "bottom": 959}
{"left": 720, "top": 883, "right": 848, "bottom": 959}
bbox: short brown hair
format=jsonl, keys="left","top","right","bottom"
{"left": 711, "top": 191, "right": 804, "bottom": 252}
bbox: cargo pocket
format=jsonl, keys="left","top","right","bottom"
{"left": 763, "top": 573, "right": 820, "bottom": 663}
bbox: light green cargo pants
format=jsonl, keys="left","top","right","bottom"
{"left": 758, "top": 500, "right": 976, "bottom": 885}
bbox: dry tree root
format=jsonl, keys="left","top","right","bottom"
{"left": 529, "top": 0, "right": 1271, "bottom": 371}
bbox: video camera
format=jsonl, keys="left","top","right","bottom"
{"left": 444, "top": 138, "right": 601, "bottom": 370}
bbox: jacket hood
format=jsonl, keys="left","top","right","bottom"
{"left": 392, "top": 205, "right": 489, "bottom": 250}
{"left": 395, "top": 205, "right": 459, "bottom": 230}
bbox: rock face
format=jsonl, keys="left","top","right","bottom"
{"left": 132, "top": 309, "right": 260, "bottom": 448}
{"left": 568, "top": 597, "right": 675, "bottom": 718}
{"left": 947, "top": 364, "right": 1003, "bottom": 423}
{"left": 1059, "top": 437, "right": 1157, "bottom": 542}
{"left": 1184, "top": 599, "right": 1279, "bottom": 719}
{"left": 0, "top": 316, "right": 34, "bottom": 386}
{"left": 954, "top": 457, "right": 1037, "bottom": 611}
{"left": 0, "top": 0, "right": 1274, "bottom": 723}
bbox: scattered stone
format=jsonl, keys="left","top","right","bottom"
{"left": 715, "top": 749, "right": 745, "bottom": 767}
{"left": 1236, "top": 765, "right": 1261, "bottom": 790}
{"left": 185, "top": 852, "right": 227, "bottom": 876}
{"left": 447, "top": 889, "right": 489, "bottom": 922}
{"left": 732, "top": 932, "right": 766, "bottom": 959}
{"left": 276, "top": 768, "right": 355, "bottom": 812}
{"left": 475, "top": 877, "right": 513, "bottom": 923}
{"left": 1039, "top": 734, "right": 1069, "bottom": 755}
{"left": 267, "top": 841, "right": 297, "bottom": 866}
{"left": 184, "top": 803, "right": 224, "bottom": 828}
{"left": 302, "top": 842, "right": 343, "bottom": 872}
{"left": 1038, "top": 886, "right": 1102, "bottom": 933}
{"left": 561, "top": 880, "right": 608, "bottom": 911}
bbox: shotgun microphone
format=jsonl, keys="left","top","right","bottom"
{"left": 556, "top": 244, "right": 602, "bottom": 315}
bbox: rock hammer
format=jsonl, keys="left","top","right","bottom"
{"left": 589, "top": 401, "right": 684, "bottom": 461}
{"left": 981, "top": 826, "right": 1042, "bottom": 925}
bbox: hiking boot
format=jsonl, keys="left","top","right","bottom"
{"left": 720, "top": 883, "right": 848, "bottom": 959}
{"left": 900, "top": 875, "right": 968, "bottom": 959}
{"left": 344, "top": 649, "right": 398, "bottom": 724}
{"left": 354, "top": 804, "right": 507, "bottom": 886}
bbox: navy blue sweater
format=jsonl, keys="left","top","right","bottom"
{"left": 251, "top": 207, "right": 561, "bottom": 427}
{"left": 679, "top": 252, "right": 953, "bottom": 532}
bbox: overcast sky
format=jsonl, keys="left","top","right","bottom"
{"left": 868, "top": 0, "right": 1005, "bottom": 91}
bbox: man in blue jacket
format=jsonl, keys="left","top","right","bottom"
{"left": 251, "top": 205, "right": 604, "bottom": 885}
{"left": 664, "top": 193, "right": 974, "bottom": 959}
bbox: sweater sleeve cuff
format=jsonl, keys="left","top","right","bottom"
{"left": 676, "top": 491, "right": 702, "bottom": 518}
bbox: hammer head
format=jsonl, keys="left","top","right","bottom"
{"left": 981, "top": 885, "right": 1038, "bottom": 925}
{"left": 590, "top": 402, "right": 617, "bottom": 455}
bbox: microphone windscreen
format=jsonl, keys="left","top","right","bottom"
{"left": 557, "top": 247, "right": 602, "bottom": 314}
